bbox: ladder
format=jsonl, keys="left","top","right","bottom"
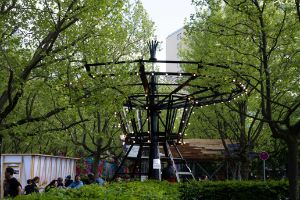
{"left": 113, "top": 141, "right": 195, "bottom": 182}
{"left": 163, "top": 141, "right": 195, "bottom": 182}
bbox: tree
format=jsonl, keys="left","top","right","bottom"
{"left": 68, "top": 108, "right": 122, "bottom": 178}
{"left": 184, "top": 0, "right": 300, "bottom": 199}
{"left": 0, "top": 0, "right": 154, "bottom": 157}
{"left": 186, "top": 98, "right": 264, "bottom": 180}
{"left": 0, "top": 0, "right": 125, "bottom": 141}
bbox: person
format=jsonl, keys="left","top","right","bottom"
{"left": 45, "top": 180, "right": 57, "bottom": 192}
{"left": 68, "top": 175, "right": 83, "bottom": 189}
{"left": 24, "top": 179, "right": 35, "bottom": 195}
{"left": 162, "top": 159, "right": 177, "bottom": 182}
{"left": 4, "top": 167, "right": 22, "bottom": 198}
{"left": 57, "top": 177, "right": 64, "bottom": 188}
{"left": 64, "top": 175, "right": 73, "bottom": 187}
{"left": 32, "top": 176, "right": 40, "bottom": 193}
{"left": 87, "top": 173, "right": 105, "bottom": 186}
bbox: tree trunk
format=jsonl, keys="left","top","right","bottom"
{"left": 287, "top": 136, "right": 299, "bottom": 200}
{"left": 240, "top": 158, "right": 251, "bottom": 180}
{"left": 92, "top": 153, "right": 100, "bottom": 177}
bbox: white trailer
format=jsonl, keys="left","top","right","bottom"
{"left": 0, "top": 154, "right": 78, "bottom": 197}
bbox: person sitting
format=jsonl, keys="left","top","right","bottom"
{"left": 68, "top": 175, "right": 83, "bottom": 189}
{"left": 57, "top": 177, "right": 64, "bottom": 188}
{"left": 32, "top": 176, "right": 40, "bottom": 193}
{"left": 162, "top": 159, "right": 177, "bottom": 182}
{"left": 4, "top": 167, "right": 22, "bottom": 198}
{"left": 24, "top": 179, "right": 34, "bottom": 195}
{"left": 64, "top": 175, "right": 73, "bottom": 187}
{"left": 45, "top": 180, "right": 57, "bottom": 192}
{"left": 87, "top": 173, "right": 105, "bottom": 186}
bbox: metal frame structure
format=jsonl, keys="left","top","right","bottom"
{"left": 85, "top": 41, "right": 248, "bottom": 181}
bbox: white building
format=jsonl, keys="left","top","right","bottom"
{"left": 166, "top": 28, "right": 184, "bottom": 72}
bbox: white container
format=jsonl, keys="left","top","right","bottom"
{"left": 0, "top": 154, "right": 78, "bottom": 197}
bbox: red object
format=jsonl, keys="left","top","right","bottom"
{"left": 259, "top": 151, "right": 269, "bottom": 160}
{"left": 167, "top": 178, "right": 177, "bottom": 183}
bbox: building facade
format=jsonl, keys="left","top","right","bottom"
{"left": 166, "top": 28, "right": 184, "bottom": 72}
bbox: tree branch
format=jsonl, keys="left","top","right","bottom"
{"left": 1, "top": 107, "right": 66, "bottom": 130}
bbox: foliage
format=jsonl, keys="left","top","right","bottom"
{"left": 179, "top": 180, "right": 289, "bottom": 200}
{"left": 0, "top": 0, "right": 154, "bottom": 156}
{"left": 13, "top": 180, "right": 292, "bottom": 200}
{"left": 15, "top": 181, "right": 180, "bottom": 200}
{"left": 182, "top": 0, "right": 300, "bottom": 198}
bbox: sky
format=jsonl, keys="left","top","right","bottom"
{"left": 139, "top": 0, "right": 195, "bottom": 70}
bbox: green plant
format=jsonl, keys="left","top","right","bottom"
{"left": 14, "top": 181, "right": 180, "bottom": 200}
{"left": 179, "top": 180, "right": 289, "bottom": 200}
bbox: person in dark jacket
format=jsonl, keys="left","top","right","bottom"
{"left": 45, "top": 180, "right": 57, "bottom": 192}
{"left": 4, "top": 167, "right": 22, "bottom": 198}
{"left": 57, "top": 177, "right": 64, "bottom": 188}
{"left": 162, "top": 159, "right": 177, "bottom": 182}
{"left": 32, "top": 176, "right": 40, "bottom": 193}
{"left": 24, "top": 179, "right": 35, "bottom": 195}
{"left": 64, "top": 175, "right": 73, "bottom": 187}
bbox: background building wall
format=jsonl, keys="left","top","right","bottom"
{"left": 166, "top": 28, "right": 184, "bottom": 72}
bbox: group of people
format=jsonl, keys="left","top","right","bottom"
{"left": 4, "top": 167, "right": 105, "bottom": 198}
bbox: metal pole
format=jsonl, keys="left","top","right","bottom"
{"left": 263, "top": 160, "right": 266, "bottom": 181}
{"left": 148, "top": 74, "right": 161, "bottom": 180}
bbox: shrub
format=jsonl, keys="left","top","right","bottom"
{"left": 14, "top": 180, "right": 290, "bottom": 200}
{"left": 15, "top": 181, "right": 180, "bottom": 200}
{"left": 179, "top": 180, "right": 289, "bottom": 200}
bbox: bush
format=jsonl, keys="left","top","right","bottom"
{"left": 179, "top": 180, "right": 289, "bottom": 200}
{"left": 15, "top": 181, "right": 180, "bottom": 200}
{"left": 14, "top": 180, "right": 290, "bottom": 200}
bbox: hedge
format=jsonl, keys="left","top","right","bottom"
{"left": 15, "top": 181, "right": 180, "bottom": 200}
{"left": 14, "top": 180, "right": 290, "bottom": 200}
{"left": 179, "top": 180, "right": 289, "bottom": 200}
